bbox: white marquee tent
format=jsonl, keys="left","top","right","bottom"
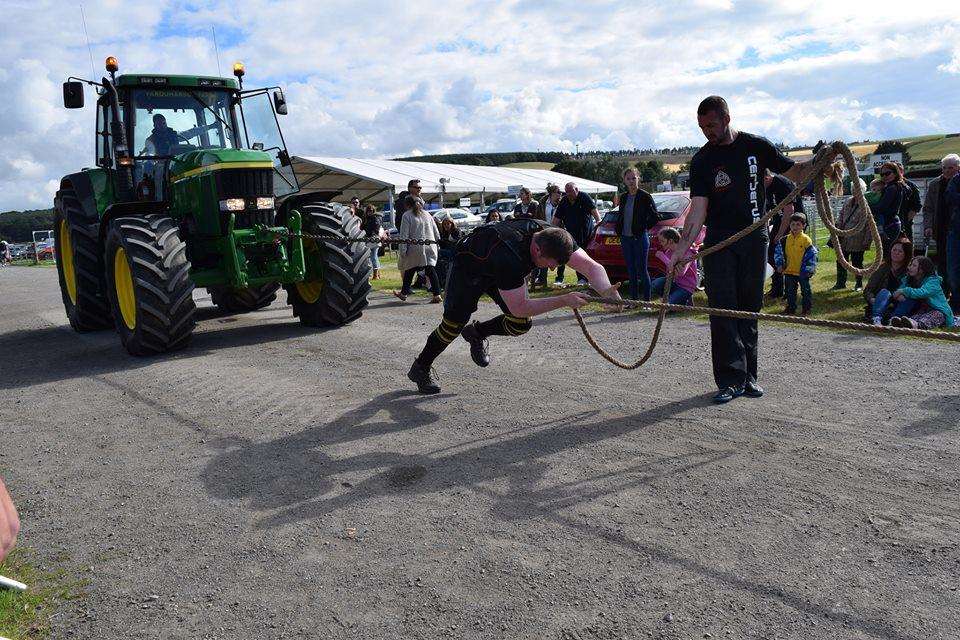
{"left": 289, "top": 156, "right": 618, "bottom": 211}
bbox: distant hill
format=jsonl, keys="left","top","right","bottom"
{"left": 395, "top": 152, "right": 566, "bottom": 166}
{"left": 0, "top": 208, "right": 55, "bottom": 242}
{"left": 396, "top": 133, "right": 960, "bottom": 173}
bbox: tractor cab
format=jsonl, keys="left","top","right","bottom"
{"left": 66, "top": 59, "right": 298, "bottom": 206}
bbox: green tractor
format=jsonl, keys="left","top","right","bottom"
{"left": 55, "top": 57, "right": 371, "bottom": 356}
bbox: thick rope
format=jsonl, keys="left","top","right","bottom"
{"left": 573, "top": 141, "right": 923, "bottom": 369}
{"left": 578, "top": 295, "right": 960, "bottom": 344}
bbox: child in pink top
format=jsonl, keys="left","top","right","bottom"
{"left": 651, "top": 228, "right": 697, "bottom": 305}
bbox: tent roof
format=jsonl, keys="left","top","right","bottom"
{"left": 290, "top": 156, "right": 618, "bottom": 205}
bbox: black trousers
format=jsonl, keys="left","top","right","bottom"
{"left": 401, "top": 265, "right": 440, "bottom": 295}
{"left": 702, "top": 231, "right": 767, "bottom": 390}
{"left": 835, "top": 251, "right": 864, "bottom": 287}
{"left": 766, "top": 235, "right": 786, "bottom": 295}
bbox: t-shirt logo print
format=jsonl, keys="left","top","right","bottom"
{"left": 714, "top": 168, "right": 732, "bottom": 190}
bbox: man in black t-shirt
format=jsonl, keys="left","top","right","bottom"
{"left": 406, "top": 218, "right": 620, "bottom": 394}
{"left": 553, "top": 183, "right": 601, "bottom": 284}
{"left": 667, "top": 96, "right": 817, "bottom": 404}
{"left": 763, "top": 170, "right": 798, "bottom": 298}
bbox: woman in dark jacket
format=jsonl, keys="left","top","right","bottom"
{"left": 435, "top": 213, "right": 460, "bottom": 286}
{"left": 615, "top": 167, "right": 659, "bottom": 300}
{"left": 362, "top": 204, "right": 384, "bottom": 279}
{"left": 872, "top": 161, "right": 907, "bottom": 258}
{"left": 863, "top": 237, "right": 911, "bottom": 324}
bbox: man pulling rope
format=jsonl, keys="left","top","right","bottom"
{"left": 404, "top": 218, "right": 622, "bottom": 394}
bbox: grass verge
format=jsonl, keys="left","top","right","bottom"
{"left": 5, "top": 261, "right": 57, "bottom": 269}
{"left": 0, "top": 548, "right": 86, "bottom": 640}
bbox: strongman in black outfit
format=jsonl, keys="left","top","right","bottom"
{"left": 668, "top": 96, "right": 816, "bottom": 404}
{"left": 407, "top": 219, "right": 620, "bottom": 393}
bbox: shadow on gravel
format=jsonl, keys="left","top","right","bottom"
{"left": 900, "top": 395, "right": 960, "bottom": 438}
{"left": 206, "top": 393, "right": 713, "bottom": 527}
{"left": 0, "top": 319, "right": 325, "bottom": 391}
{"left": 202, "top": 390, "right": 448, "bottom": 509}
{"left": 205, "top": 389, "right": 922, "bottom": 640}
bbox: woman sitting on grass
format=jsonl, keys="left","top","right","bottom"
{"left": 863, "top": 237, "right": 911, "bottom": 325}
{"left": 889, "top": 256, "right": 955, "bottom": 329}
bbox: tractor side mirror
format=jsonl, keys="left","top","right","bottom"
{"left": 63, "top": 81, "right": 84, "bottom": 109}
{"left": 273, "top": 89, "right": 287, "bottom": 115}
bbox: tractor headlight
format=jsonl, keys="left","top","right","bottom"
{"left": 256, "top": 197, "right": 275, "bottom": 210}
{"left": 219, "top": 198, "right": 246, "bottom": 212}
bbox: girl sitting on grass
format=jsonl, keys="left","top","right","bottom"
{"left": 651, "top": 228, "right": 696, "bottom": 306}
{"left": 889, "top": 256, "right": 955, "bottom": 329}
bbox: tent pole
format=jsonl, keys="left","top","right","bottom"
{"left": 388, "top": 190, "right": 395, "bottom": 227}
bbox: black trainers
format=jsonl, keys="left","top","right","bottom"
{"left": 408, "top": 361, "right": 440, "bottom": 394}
{"left": 460, "top": 321, "right": 490, "bottom": 367}
{"left": 743, "top": 381, "right": 764, "bottom": 398}
{"left": 713, "top": 385, "right": 744, "bottom": 404}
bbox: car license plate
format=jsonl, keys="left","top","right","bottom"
{"left": 605, "top": 237, "right": 620, "bottom": 245}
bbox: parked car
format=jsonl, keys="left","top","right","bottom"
{"left": 25, "top": 241, "right": 55, "bottom": 261}
{"left": 483, "top": 199, "right": 518, "bottom": 218}
{"left": 585, "top": 191, "right": 705, "bottom": 283}
{"left": 432, "top": 208, "right": 483, "bottom": 232}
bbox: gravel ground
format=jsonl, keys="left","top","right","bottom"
{"left": 1, "top": 265, "right": 958, "bottom": 640}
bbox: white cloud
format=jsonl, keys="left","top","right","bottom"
{"left": 0, "top": 0, "right": 959, "bottom": 210}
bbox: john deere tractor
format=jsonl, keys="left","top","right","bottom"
{"left": 54, "top": 57, "right": 371, "bottom": 356}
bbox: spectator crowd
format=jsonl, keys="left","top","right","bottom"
{"left": 350, "top": 151, "right": 960, "bottom": 331}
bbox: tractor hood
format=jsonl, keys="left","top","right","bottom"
{"left": 168, "top": 149, "right": 274, "bottom": 182}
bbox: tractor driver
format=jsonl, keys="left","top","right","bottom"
{"left": 406, "top": 217, "right": 622, "bottom": 394}
{"left": 142, "top": 114, "right": 185, "bottom": 156}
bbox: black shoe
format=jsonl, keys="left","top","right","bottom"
{"left": 743, "top": 381, "right": 764, "bottom": 398}
{"left": 830, "top": 283, "right": 846, "bottom": 290}
{"left": 713, "top": 385, "right": 744, "bottom": 404}
{"left": 408, "top": 362, "right": 440, "bottom": 394}
{"left": 460, "top": 321, "right": 490, "bottom": 367}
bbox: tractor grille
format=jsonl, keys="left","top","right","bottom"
{"left": 215, "top": 168, "right": 273, "bottom": 198}
{"left": 215, "top": 168, "right": 276, "bottom": 230}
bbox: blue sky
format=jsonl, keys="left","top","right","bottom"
{"left": 1, "top": 0, "right": 959, "bottom": 210}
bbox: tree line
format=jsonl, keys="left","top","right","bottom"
{"left": 0, "top": 209, "right": 55, "bottom": 242}
{"left": 395, "top": 151, "right": 568, "bottom": 166}
{"left": 552, "top": 158, "right": 671, "bottom": 188}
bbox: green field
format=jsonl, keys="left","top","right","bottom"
{"left": 502, "top": 161, "right": 556, "bottom": 170}
{"left": 902, "top": 135, "right": 960, "bottom": 164}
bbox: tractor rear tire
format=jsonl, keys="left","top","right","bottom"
{"left": 53, "top": 188, "right": 112, "bottom": 332}
{"left": 208, "top": 283, "right": 280, "bottom": 313}
{"left": 104, "top": 215, "right": 196, "bottom": 356}
{"left": 286, "top": 203, "right": 371, "bottom": 326}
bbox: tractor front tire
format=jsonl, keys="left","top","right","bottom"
{"left": 53, "top": 188, "right": 112, "bottom": 332}
{"left": 209, "top": 283, "right": 280, "bottom": 313}
{"left": 286, "top": 203, "right": 372, "bottom": 326}
{"left": 104, "top": 215, "right": 196, "bottom": 356}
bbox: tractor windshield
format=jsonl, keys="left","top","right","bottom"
{"left": 129, "top": 88, "right": 237, "bottom": 158}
